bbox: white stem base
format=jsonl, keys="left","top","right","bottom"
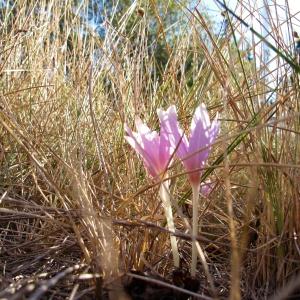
{"left": 191, "top": 183, "right": 200, "bottom": 277}
{"left": 159, "top": 181, "right": 180, "bottom": 268}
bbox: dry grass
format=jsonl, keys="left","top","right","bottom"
{"left": 0, "top": 0, "right": 299, "bottom": 299}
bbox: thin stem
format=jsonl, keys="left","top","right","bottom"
{"left": 191, "top": 183, "right": 200, "bottom": 277}
{"left": 159, "top": 180, "right": 180, "bottom": 268}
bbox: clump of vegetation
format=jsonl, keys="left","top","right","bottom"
{"left": 0, "top": 1, "right": 299, "bottom": 299}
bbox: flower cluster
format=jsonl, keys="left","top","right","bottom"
{"left": 125, "top": 104, "right": 220, "bottom": 186}
{"left": 124, "top": 103, "right": 220, "bottom": 274}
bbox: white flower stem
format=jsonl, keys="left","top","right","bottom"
{"left": 159, "top": 180, "right": 180, "bottom": 268}
{"left": 191, "top": 183, "right": 200, "bottom": 277}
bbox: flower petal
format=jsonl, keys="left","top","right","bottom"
{"left": 124, "top": 118, "right": 173, "bottom": 179}
{"left": 124, "top": 124, "right": 158, "bottom": 177}
{"left": 187, "top": 104, "right": 211, "bottom": 168}
{"left": 190, "top": 103, "right": 210, "bottom": 136}
{"left": 200, "top": 180, "right": 215, "bottom": 196}
{"left": 157, "top": 105, "right": 188, "bottom": 159}
{"left": 158, "top": 127, "right": 174, "bottom": 172}
{"left": 135, "top": 117, "right": 152, "bottom": 135}
{"left": 185, "top": 104, "right": 220, "bottom": 185}
{"left": 209, "top": 113, "right": 220, "bottom": 144}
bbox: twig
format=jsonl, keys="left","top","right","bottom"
{"left": 28, "top": 264, "right": 85, "bottom": 300}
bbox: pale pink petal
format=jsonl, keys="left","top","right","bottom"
{"left": 209, "top": 114, "right": 220, "bottom": 144}
{"left": 134, "top": 118, "right": 161, "bottom": 165}
{"left": 124, "top": 134, "right": 156, "bottom": 176}
{"left": 124, "top": 116, "right": 174, "bottom": 179}
{"left": 190, "top": 103, "right": 210, "bottom": 135}
{"left": 157, "top": 105, "right": 188, "bottom": 159}
{"left": 187, "top": 105, "right": 211, "bottom": 169}
{"left": 158, "top": 127, "right": 175, "bottom": 172}
{"left": 139, "top": 133, "right": 162, "bottom": 176}
{"left": 184, "top": 104, "right": 219, "bottom": 185}
{"left": 200, "top": 180, "right": 215, "bottom": 196}
{"left": 139, "top": 130, "right": 160, "bottom": 156}
{"left": 135, "top": 117, "right": 152, "bottom": 135}
{"left": 124, "top": 124, "right": 159, "bottom": 177}
{"left": 158, "top": 130, "right": 170, "bottom": 169}
{"left": 124, "top": 124, "right": 143, "bottom": 153}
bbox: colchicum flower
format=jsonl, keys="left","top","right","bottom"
{"left": 158, "top": 103, "right": 220, "bottom": 277}
{"left": 124, "top": 118, "right": 173, "bottom": 180}
{"left": 158, "top": 104, "right": 220, "bottom": 185}
{"left": 124, "top": 116, "right": 180, "bottom": 267}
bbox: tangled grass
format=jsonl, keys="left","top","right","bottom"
{"left": 0, "top": 1, "right": 299, "bottom": 299}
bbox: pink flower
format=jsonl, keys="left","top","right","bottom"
{"left": 200, "top": 180, "right": 215, "bottom": 196}
{"left": 124, "top": 117, "right": 174, "bottom": 179}
{"left": 158, "top": 104, "right": 220, "bottom": 185}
